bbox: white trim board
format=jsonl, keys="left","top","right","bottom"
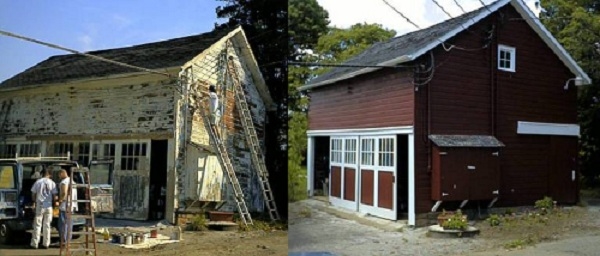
{"left": 307, "top": 126, "right": 413, "bottom": 137}
{"left": 299, "top": 0, "right": 591, "bottom": 91}
{"left": 517, "top": 121, "right": 580, "bottom": 136}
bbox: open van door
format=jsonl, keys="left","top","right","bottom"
{"left": 88, "top": 159, "right": 114, "bottom": 213}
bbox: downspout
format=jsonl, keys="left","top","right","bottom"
{"left": 427, "top": 54, "right": 432, "bottom": 172}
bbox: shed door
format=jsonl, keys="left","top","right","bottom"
{"left": 358, "top": 136, "right": 397, "bottom": 220}
{"left": 329, "top": 137, "right": 358, "bottom": 211}
{"left": 548, "top": 136, "right": 577, "bottom": 203}
{"left": 95, "top": 142, "right": 150, "bottom": 220}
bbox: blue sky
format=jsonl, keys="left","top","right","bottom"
{"left": 0, "top": 0, "right": 227, "bottom": 82}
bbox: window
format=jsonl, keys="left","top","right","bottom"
{"left": 0, "top": 165, "right": 16, "bottom": 189}
{"left": 330, "top": 139, "right": 343, "bottom": 164}
{"left": 50, "top": 142, "right": 74, "bottom": 157}
{"left": 0, "top": 144, "right": 17, "bottom": 158}
{"left": 498, "top": 45, "right": 516, "bottom": 72}
{"left": 361, "top": 138, "right": 375, "bottom": 166}
{"left": 378, "top": 138, "right": 394, "bottom": 167}
{"left": 344, "top": 139, "right": 357, "bottom": 165}
{"left": 19, "top": 143, "right": 40, "bottom": 157}
{"left": 89, "top": 163, "right": 113, "bottom": 185}
{"left": 120, "top": 143, "right": 147, "bottom": 171}
{"left": 77, "top": 142, "right": 90, "bottom": 166}
{"left": 92, "top": 144, "right": 116, "bottom": 160}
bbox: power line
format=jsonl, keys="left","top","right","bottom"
{"left": 431, "top": 0, "right": 454, "bottom": 18}
{"left": 381, "top": 0, "right": 422, "bottom": 29}
{"left": 0, "top": 29, "right": 172, "bottom": 77}
{"left": 380, "top": 0, "right": 489, "bottom": 52}
{"left": 452, "top": 0, "right": 467, "bottom": 13}
{"left": 478, "top": 0, "right": 494, "bottom": 14}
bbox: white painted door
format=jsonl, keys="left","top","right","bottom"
{"left": 358, "top": 136, "right": 397, "bottom": 220}
{"left": 329, "top": 136, "right": 359, "bottom": 211}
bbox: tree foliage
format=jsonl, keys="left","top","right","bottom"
{"left": 542, "top": 0, "right": 600, "bottom": 186}
{"left": 214, "top": 0, "right": 288, "bottom": 215}
{"left": 287, "top": 0, "right": 396, "bottom": 201}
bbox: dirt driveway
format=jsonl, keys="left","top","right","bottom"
{"left": 289, "top": 199, "right": 600, "bottom": 256}
{"left": 0, "top": 221, "right": 287, "bottom": 256}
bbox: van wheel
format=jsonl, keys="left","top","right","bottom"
{"left": 0, "top": 223, "right": 12, "bottom": 244}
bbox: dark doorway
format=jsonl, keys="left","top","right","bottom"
{"left": 397, "top": 135, "right": 409, "bottom": 218}
{"left": 314, "top": 136, "right": 330, "bottom": 195}
{"left": 149, "top": 140, "right": 168, "bottom": 220}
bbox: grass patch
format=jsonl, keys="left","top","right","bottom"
{"left": 477, "top": 196, "right": 581, "bottom": 250}
{"left": 237, "top": 219, "right": 288, "bottom": 232}
{"left": 188, "top": 213, "right": 208, "bottom": 231}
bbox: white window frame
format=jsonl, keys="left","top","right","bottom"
{"left": 498, "top": 44, "right": 516, "bottom": 72}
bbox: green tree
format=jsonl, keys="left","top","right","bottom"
{"left": 214, "top": 0, "right": 288, "bottom": 216}
{"left": 542, "top": 0, "right": 600, "bottom": 186}
{"left": 287, "top": 20, "right": 396, "bottom": 201}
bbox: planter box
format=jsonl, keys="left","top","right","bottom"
{"left": 208, "top": 211, "right": 234, "bottom": 222}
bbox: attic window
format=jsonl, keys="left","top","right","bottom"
{"left": 498, "top": 45, "right": 516, "bottom": 72}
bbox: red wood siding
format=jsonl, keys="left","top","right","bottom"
{"left": 361, "top": 169, "right": 374, "bottom": 205}
{"left": 414, "top": 4, "right": 579, "bottom": 213}
{"left": 378, "top": 172, "right": 394, "bottom": 209}
{"left": 308, "top": 69, "right": 414, "bottom": 130}
{"left": 331, "top": 166, "right": 341, "bottom": 198}
{"left": 344, "top": 168, "right": 356, "bottom": 201}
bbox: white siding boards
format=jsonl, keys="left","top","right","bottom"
{"left": 0, "top": 27, "right": 272, "bottom": 222}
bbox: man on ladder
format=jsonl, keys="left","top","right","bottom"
{"left": 58, "top": 169, "right": 77, "bottom": 248}
{"left": 208, "top": 84, "right": 221, "bottom": 138}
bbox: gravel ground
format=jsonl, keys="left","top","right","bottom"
{"left": 289, "top": 201, "right": 485, "bottom": 256}
{"left": 289, "top": 199, "right": 600, "bottom": 256}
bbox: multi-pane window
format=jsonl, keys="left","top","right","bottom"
{"left": 361, "top": 138, "right": 375, "bottom": 166}
{"left": 330, "top": 139, "right": 343, "bottom": 164}
{"left": 92, "top": 144, "right": 116, "bottom": 160}
{"left": 50, "top": 142, "right": 74, "bottom": 158}
{"left": 378, "top": 138, "right": 394, "bottom": 167}
{"left": 344, "top": 139, "right": 357, "bottom": 165}
{"left": 19, "top": 143, "right": 40, "bottom": 157}
{"left": 120, "top": 143, "right": 147, "bottom": 171}
{"left": 77, "top": 142, "right": 90, "bottom": 166}
{"left": 0, "top": 144, "right": 17, "bottom": 158}
{"left": 498, "top": 45, "right": 516, "bottom": 72}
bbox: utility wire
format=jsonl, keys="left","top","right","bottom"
{"left": 0, "top": 29, "right": 172, "bottom": 77}
{"left": 380, "top": 0, "right": 488, "bottom": 52}
{"left": 478, "top": 0, "right": 494, "bottom": 14}
{"left": 431, "top": 0, "right": 454, "bottom": 18}
{"left": 452, "top": 0, "right": 467, "bottom": 13}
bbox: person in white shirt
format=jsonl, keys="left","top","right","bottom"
{"left": 58, "top": 169, "right": 77, "bottom": 246}
{"left": 30, "top": 168, "right": 58, "bottom": 249}
{"left": 209, "top": 84, "right": 222, "bottom": 137}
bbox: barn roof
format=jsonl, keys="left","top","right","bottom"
{"left": 429, "top": 135, "right": 505, "bottom": 148}
{"left": 299, "top": 0, "right": 591, "bottom": 90}
{"left": 0, "top": 27, "right": 234, "bottom": 89}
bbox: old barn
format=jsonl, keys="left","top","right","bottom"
{"left": 300, "top": 0, "right": 591, "bottom": 226}
{"left": 0, "top": 26, "right": 274, "bottom": 223}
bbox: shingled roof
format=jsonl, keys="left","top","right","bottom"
{"left": 299, "top": 0, "right": 590, "bottom": 90}
{"left": 0, "top": 27, "right": 236, "bottom": 88}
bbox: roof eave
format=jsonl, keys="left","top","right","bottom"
{"left": 298, "top": 55, "right": 414, "bottom": 91}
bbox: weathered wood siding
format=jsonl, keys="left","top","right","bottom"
{"left": 0, "top": 77, "right": 176, "bottom": 137}
{"left": 182, "top": 37, "right": 267, "bottom": 212}
{"left": 308, "top": 68, "right": 414, "bottom": 130}
{"left": 414, "top": 5, "right": 579, "bottom": 214}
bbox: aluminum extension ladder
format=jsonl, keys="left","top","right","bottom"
{"left": 196, "top": 98, "right": 254, "bottom": 227}
{"left": 61, "top": 167, "right": 98, "bottom": 256}
{"left": 226, "top": 57, "right": 281, "bottom": 222}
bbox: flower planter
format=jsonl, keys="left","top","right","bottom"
{"left": 437, "top": 212, "right": 453, "bottom": 226}
{"left": 208, "top": 211, "right": 234, "bottom": 222}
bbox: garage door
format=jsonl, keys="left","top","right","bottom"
{"left": 329, "top": 136, "right": 358, "bottom": 211}
{"left": 358, "top": 136, "right": 397, "bottom": 220}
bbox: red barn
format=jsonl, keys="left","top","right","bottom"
{"left": 299, "top": 0, "right": 591, "bottom": 226}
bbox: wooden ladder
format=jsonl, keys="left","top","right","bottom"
{"left": 196, "top": 97, "right": 253, "bottom": 227}
{"left": 226, "top": 57, "right": 281, "bottom": 222}
{"left": 61, "top": 167, "right": 97, "bottom": 256}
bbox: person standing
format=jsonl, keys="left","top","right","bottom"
{"left": 30, "top": 168, "right": 57, "bottom": 249}
{"left": 58, "top": 169, "right": 77, "bottom": 246}
{"left": 209, "top": 84, "right": 222, "bottom": 137}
